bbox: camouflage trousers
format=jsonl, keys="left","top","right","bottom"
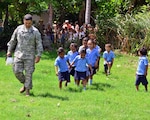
{"left": 13, "top": 57, "right": 35, "bottom": 89}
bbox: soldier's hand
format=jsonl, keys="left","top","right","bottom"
{"left": 7, "top": 52, "right": 12, "bottom": 57}
{"left": 35, "top": 56, "right": 41, "bottom": 63}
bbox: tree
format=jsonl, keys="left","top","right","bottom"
{"left": 85, "top": 0, "right": 91, "bottom": 24}
{"left": 48, "top": 4, "right": 53, "bottom": 26}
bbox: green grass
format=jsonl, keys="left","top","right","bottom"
{"left": 0, "top": 51, "right": 150, "bottom": 120}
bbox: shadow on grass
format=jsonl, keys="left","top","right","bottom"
{"left": 37, "top": 92, "right": 69, "bottom": 101}
{"left": 90, "top": 82, "right": 113, "bottom": 91}
{"left": 67, "top": 87, "right": 83, "bottom": 93}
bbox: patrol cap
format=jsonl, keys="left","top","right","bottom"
{"left": 24, "top": 14, "right": 32, "bottom": 20}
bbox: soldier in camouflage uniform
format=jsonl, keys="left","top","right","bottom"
{"left": 7, "top": 14, "right": 43, "bottom": 96}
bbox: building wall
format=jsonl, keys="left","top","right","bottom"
{"left": 32, "top": 11, "right": 49, "bottom": 28}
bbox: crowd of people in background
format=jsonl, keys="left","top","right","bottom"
{"left": 36, "top": 19, "right": 98, "bottom": 49}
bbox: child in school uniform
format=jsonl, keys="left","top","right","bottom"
{"left": 93, "top": 40, "right": 102, "bottom": 71}
{"left": 71, "top": 48, "right": 92, "bottom": 90}
{"left": 135, "top": 48, "right": 148, "bottom": 91}
{"left": 86, "top": 39, "right": 100, "bottom": 85}
{"left": 78, "top": 37, "right": 89, "bottom": 84}
{"left": 88, "top": 33, "right": 102, "bottom": 53}
{"left": 78, "top": 37, "right": 88, "bottom": 53}
{"left": 103, "top": 44, "right": 115, "bottom": 75}
{"left": 67, "top": 43, "right": 78, "bottom": 77}
{"left": 54, "top": 47, "right": 70, "bottom": 89}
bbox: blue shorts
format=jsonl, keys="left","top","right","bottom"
{"left": 89, "top": 67, "right": 96, "bottom": 75}
{"left": 135, "top": 75, "right": 148, "bottom": 86}
{"left": 69, "top": 67, "right": 75, "bottom": 76}
{"left": 58, "top": 71, "right": 70, "bottom": 82}
{"left": 74, "top": 71, "right": 86, "bottom": 80}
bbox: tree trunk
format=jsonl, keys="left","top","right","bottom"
{"left": 4, "top": 3, "right": 8, "bottom": 31}
{"left": 85, "top": 0, "right": 91, "bottom": 24}
{"left": 48, "top": 4, "right": 53, "bottom": 27}
{"left": 79, "top": 1, "right": 85, "bottom": 26}
{"left": 0, "top": 10, "right": 2, "bottom": 19}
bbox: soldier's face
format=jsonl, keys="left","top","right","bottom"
{"left": 24, "top": 19, "right": 32, "bottom": 28}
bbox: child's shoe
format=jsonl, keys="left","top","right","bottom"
{"left": 89, "top": 79, "right": 92, "bottom": 85}
{"left": 83, "top": 87, "right": 86, "bottom": 91}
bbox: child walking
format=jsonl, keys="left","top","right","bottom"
{"left": 86, "top": 39, "right": 100, "bottom": 85}
{"left": 135, "top": 48, "right": 148, "bottom": 91}
{"left": 67, "top": 43, "right": 78, "bottom": 77}
{"left": 78, "top": 37, "right": 89, "bottom": 84}
{"left": 71, "top": 48, "right": 92, "bottom": 90}
{"left": 54, "top": 47, "right": 70, "bottom": 89}
{"left": 78, "top": 37, "right": 88, "bottom": 53}
{"left": 103, "top": 44, "right": 115, "bottom": 75}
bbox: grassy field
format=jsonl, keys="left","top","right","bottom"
{"left": 0, "top": 51, "right": 150, "bottom": 120}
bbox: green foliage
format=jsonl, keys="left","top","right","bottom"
{"left": 95, "top": 0, "right": 150, "bottom": 52}
{"left": 51, "top": 0, "right": 82, "bottom": 21}
{"left": 28, "top": 1, "right": 48, "bottom": 14}
{"left": 95, "top": 0, "right": 120, "bottom": 45}
{"left": 135, "top": 11, "right": 150, "bottom": 48}
{"left": 1, "top": 0, "right": 150, "bottom": 53}
{"left": 1, "top": 0, "right": 83, "bottom": 22}
{"left": 112, "top": 5, "right": 150, "bottom": 52}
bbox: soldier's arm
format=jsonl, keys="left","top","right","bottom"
{"left": 35, "top": 30, "right": 43, "bottom": 57}
{"left": 7, "top": 28, "right": 18, "bottom": 56}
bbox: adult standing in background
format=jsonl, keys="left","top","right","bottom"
{"left": 75, "top": 21, "right": 79, "bottom": 33}
{"left": 7, "top": 14, "right": 43, "bottom": 96}
{"left": 0, "top": 19, "right": 3, "bottom": 33}
{"left": 46, "top": 24, "right": 54, "bottom": 43}
{"left": 63, "top": 20, "right": 71, "bottom": 30}
{"left": 53, "top": 21, "right": 57, "bottom": 43}
{"left": 37, "top": 19, "right": 45, "bottom": 40}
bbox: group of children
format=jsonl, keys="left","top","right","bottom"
{"left": 54, "top": 37, "right": 115, "bottom": 90}
{"left": 54, "top": 36, "right": 149, "bottom": 92}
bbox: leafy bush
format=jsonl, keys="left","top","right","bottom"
{"left": 0, "top": 21, "right": 17, "bottom": 51}
{"left": 95, "top": 0, "right": 119, "bottom": 50}
{"left": 96, "top": 4, "right": 150, "bottom": 53}
{"left": 114, "top": 6, "right": 150, "bottom": 53}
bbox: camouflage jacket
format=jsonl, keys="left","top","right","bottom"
{"left": 7, "top": 25, "right": 43, "bottom": 59}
